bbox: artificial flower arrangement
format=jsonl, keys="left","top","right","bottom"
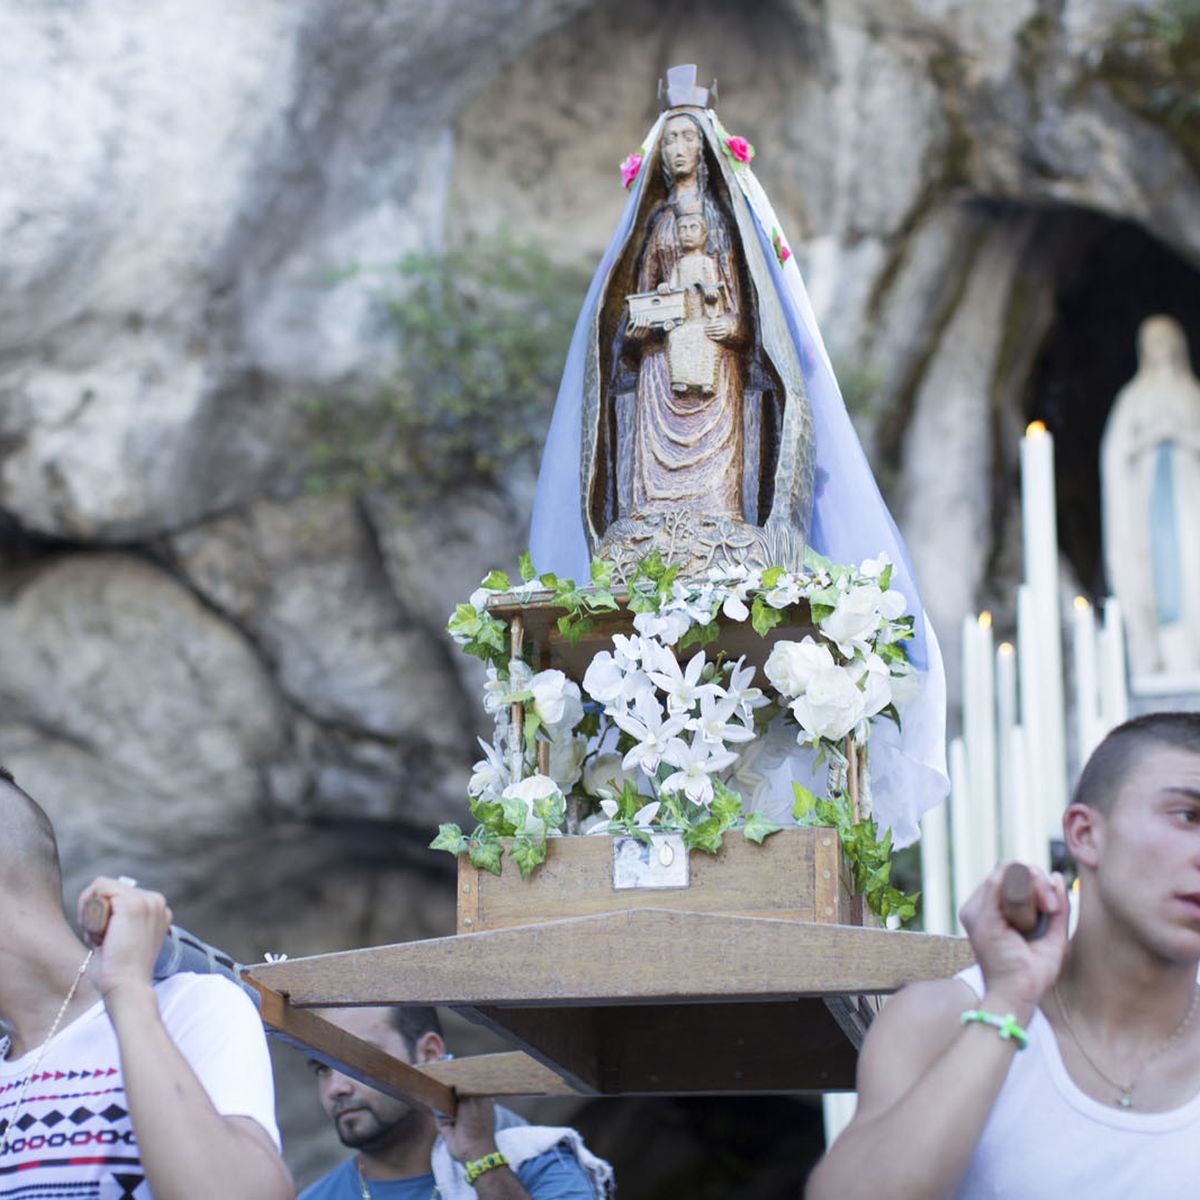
{"left": 436, "top": 548, "right": 920, "bottom": 923}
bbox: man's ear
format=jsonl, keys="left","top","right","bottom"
{"left": 1063, "top": 802, "right": 1102, "bottom": 870}
{"left": 414, "top": 1030, "right": 446, "bottom": 1065}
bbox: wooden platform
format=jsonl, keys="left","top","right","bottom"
{"left": 246, "top": 907, "right": 972, "bottom": 1105}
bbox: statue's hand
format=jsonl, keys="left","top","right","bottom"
{"left": 656, "top": 282, "right": 672, "bottom": 295}
{"left": 626, "top": 315, "right": 651, "bottom": 339}
{"left": 705, "top": 317, "right": 733, "bottom": 342}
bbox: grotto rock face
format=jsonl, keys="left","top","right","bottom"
{"left": 3, "top": 0, "right": 1200, "bottom": 1184}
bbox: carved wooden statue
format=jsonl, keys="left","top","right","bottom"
{"left": 580, "top": 67, "right": 816, "bottom": 578}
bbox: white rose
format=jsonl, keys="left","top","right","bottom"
{"left": 858, "top": 554, "right": 890, "bottom": 580}
{"left": 790, "top": 665, "right": 868, "bottom": 741}
{"left": 530, "top": 669, "right": 582, "bottom": 730}
{"left": 582, "top": 752, "right": 635, "bottom": 798}
{"left": 501, "top": 773, "right": 562, "bottom": 833}
{"left": 764, "top": 637, "right": 835, "bottom": 698}
{"left": 502, "top": 773, "right": 560, "bottom": 805}
{"left": 820, "top": 586, "right": 884, "bottom": 649}
{"left": 548, "top": 734, "right": 587, "bottom": 789}
{"left": 853, "top": 654, "right": 893, "bottom": 718}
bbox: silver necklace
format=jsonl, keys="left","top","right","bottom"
{"left": 2, "top": 949, "right": 94, "bottom": 1155}
{"left": 1053, "top": 980, "right": 1200, "bottom": 1109}
{"left": 355, "top": 1155, "right": 440, "bottom": 1199}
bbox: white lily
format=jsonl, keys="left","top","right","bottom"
{"left": 659, "top": 738, "right": 738, "bottom": 805}
{"left": 646, "top": 649, "right": 721, "bottom": 715}
{"left": 632, "top": 608, "right": 692, "bottom": 645}
{"left": 467, "top": 737, "right": 508, "bottom": 799}
{"left": 689, "top": 692, "right": 758, "bottom": 747}
{"left": 612, "top": 690, "right": 688, "bottom": 773}
{"left": 724, "top": 656, "right": 766, "bottom": 725}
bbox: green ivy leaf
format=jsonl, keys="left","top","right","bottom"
{"left": 539, "top": 572, "right": 559, "bottom": 589}
{"left": 511, "top": 835, "right": 548, "bottom": 879}
{"left": 429, "top": 823, "right": 468, "bottom": 854}
{"left": 523, "top": 710, "right": 541, "bottom": 754}
{"left": 682, "top": 816, "right": 725, "bottom": 855}
{"left": 751, "top": 596, "right": 785, "bottom": 637}
{"left": 879, "top": 563, "right": 893, "bottom": 590}
{"left": 742, "top": 811, "right": 783, "bottom": 844}
{"left": 468, "top": 840, "right": 504, "bottom": 876}
{"left": 533, "top": 791, "right": 566, "bottom": 831}
{"left": 791, "top": 783, "right": 818, "bottom": 820}
{"left": 518, "top": 552, "right": 536, "bottom": 583}
{"left": 590, "top": 557, "right": 615, "bottom": 590}
{"left": 482, "top": 570, "right": 511, "bottom": 592}
{"left": 710, "top": 781, "right": 744, "bottom": 828}
{"left": 761, "top": 565, "right": 785, "bottom": 589}
{"left": 678, "top": 620, "right": 720, "bottom": 650}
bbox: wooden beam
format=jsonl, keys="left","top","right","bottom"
{"left": 246, "top": 910, "right": 973, "bottom": 1008}
{"left": 248, "top": 979, "right": 457, "bottom": 1116}
{"left": 419, "top": 1052, "right": 580, "bottom": 1097}
{"left": 465, "top": 1006, "right": 603, "bottom": 1094}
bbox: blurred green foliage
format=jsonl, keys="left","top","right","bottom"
{"left": 1101, "top": 0, "right": 1200, "bottom": 173}
{"left": 302, "top": 238, "right": 589, "bottom": 499}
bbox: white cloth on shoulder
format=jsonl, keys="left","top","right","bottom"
{"left": 430, "top": 1124, "right": 614, "bottom": 1199}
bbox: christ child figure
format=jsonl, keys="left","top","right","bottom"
{"left": 666, "top": 206, "right": 729, "bottom": 396}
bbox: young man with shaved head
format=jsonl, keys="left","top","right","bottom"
{"left": 807, "top": 712, "right": 1200, "bottom": 1198}
{"left": 0, "top": 764, "right": 293, "bottom": 1199}
{"left": 300, "top": 1006, "right": 612, "bottom": 1199}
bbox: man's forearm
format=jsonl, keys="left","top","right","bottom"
{"left": 108, "top": 983, "right": 292, "bottom": 1200}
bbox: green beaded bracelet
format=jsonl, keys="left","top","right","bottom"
{"left": 960, "top": 1008, "right": 1030, "bottom": 1050}
{"left": 463, "top": 1150, "right": 510, "bottom": 1184}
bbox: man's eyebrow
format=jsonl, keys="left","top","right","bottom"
{"left": 1161, "top": 787, "right": 1200, "bottom": 802}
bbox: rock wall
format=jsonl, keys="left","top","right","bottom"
{"left": 3, "top": 0, "right": 1200, "bottom": 1189}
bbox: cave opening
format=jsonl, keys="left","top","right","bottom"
{"left": 1026, "top": 210, "right": 1200, "bottom": 597}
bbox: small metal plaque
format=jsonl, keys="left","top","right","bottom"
{"left": 612, "top": 833, "right": 690, "bottom": 890}
{"left": 626, "top": 288, "right": 686, "bottom": 328}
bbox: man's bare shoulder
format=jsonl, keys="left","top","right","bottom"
{"left": 853, "top": 977, "right": 978, "bottom": 1119}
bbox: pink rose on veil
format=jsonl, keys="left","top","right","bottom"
{"left": 620, "top": 152, "right": 643, "bottom": 189}
{"left": 725, "top": 135, "right": 754, "bottom": 164}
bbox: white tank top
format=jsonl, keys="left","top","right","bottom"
{"left": 953, "top": 965, "right": 1200, "bottom": 1199}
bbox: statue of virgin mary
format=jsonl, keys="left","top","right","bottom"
{"left": 529, "top": 66, "right": 947, "bottom": 845}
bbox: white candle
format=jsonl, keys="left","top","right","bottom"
{"left": 1072, "top": 596, "right": 1100, "bottom": 766}
{"left": 948, "top": 736, "right": 973, "bottom": 933}
{"left": 1099, "top": 596, "right": 1129, "bottom": 733}
{"left": 1020, "top": 422, "right": 1069, "bottom": 835}
{"left": 962, "top": 612, "right": 997, "bottom": 882}
{"left": 1016, "top": 584, "right": 1053, "bottom": 854}
{"left": 919, "top": 793, "right": 954, "bottom": 936}
{"left": 1007, "top": 724, "right": 1047, "bottom": 869}
{"left": 995, "top": 642, "right": 1017, "bottom": 854}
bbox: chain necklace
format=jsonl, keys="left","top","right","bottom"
{"left": 355, "top": 1155, "right": 440, "bottom": 1200}
{"left": 2, "top": 949, "right": 94, "bottom": 1155}
{"left": 1053, "top": 980, "right": 1200, "bottom": 1109}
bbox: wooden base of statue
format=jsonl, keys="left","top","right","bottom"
{"left": 245, "top": 830, "right": 971, "bottom": 1111}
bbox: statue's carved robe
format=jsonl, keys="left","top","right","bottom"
{"left": 630, "top": 207, "right": 744, "bottom": 520}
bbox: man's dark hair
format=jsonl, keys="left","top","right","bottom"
{"left": 1072, "top": 712, "right": 1200, "bottom": 814}
{"left": 0, "top": 761, "right": 63, "bottom": 896}
{"left": 387, "top": 1006, "right": 443, "bottom": 1058}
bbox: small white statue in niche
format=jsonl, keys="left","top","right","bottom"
{"left": 1101, "top": 314, "right": 1200, "bottom": 689}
